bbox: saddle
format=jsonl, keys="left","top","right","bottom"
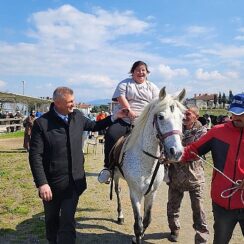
{"left": 108, "top": 134, "right": 130, "bottom": 171}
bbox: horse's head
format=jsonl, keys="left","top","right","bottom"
{"left": 154, "top": 87, "right": 186, "bottom": 161}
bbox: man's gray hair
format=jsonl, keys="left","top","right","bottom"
{"left": 53, "top": 87, "right": 74, "bottom": 101}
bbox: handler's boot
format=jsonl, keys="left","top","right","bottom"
{"left": 169, "top": 230, "right": 179, "bottom": 242}
{"left": 98, "top": 168, "right": 111, "bottom": 184}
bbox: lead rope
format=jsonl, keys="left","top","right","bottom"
{"left": 191, "top": 151, "right": 244, "bottom": 205}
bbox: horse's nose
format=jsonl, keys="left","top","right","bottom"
{"left": 170, "top": 147, "right": 182, "bottom": 160}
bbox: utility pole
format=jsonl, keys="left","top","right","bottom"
{"left": 21, "top": 81, "right": 25, "bottom": 95}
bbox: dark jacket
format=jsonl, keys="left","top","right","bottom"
{"left": 29, "top": 104, "right": 113, "bottom": 197}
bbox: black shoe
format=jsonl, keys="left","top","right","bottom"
{"left": 169, "top": 230, "right": 179, "bottom": 242}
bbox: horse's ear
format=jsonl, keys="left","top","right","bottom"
{"left": 159, "top": 86, "right": 166, "bottom": 100}
{"left": 176, "top": 88, "right": 186, "bottom": 102}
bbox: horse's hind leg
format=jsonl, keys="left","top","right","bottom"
{"left": 114, "top": 176, "right": 124, "bottom": 224}
{"left": 143, "top": 192, "right": 156, "bottom": 234}
{"left": 131, "top": 194, "right": 143, "bottom": 244}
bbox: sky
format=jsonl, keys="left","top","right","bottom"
{"left": 0, "top": 0, "right": 244, "bottom": 103}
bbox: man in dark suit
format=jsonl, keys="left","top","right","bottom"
{"left": 29, "top": 87, "right": 126, "bottom": 244}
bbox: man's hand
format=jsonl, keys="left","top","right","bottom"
{"left": 127, "top": 109, "right": 137, "bottom": 120}
{"left": 238, "top": 180, "right": 244, "bottom": 190}
{"left": 113, "top": 108, "right": 130, "bottom": 120}
{"left": 38, "top": 184, "right": 53, "bottom": 202}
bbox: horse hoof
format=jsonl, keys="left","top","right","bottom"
{"left": 117, "top": 217, "right": 124, "bottom": 225}
{"left": 132, "top": 236, "right": 142, "bottom": 244}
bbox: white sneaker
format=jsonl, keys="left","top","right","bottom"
{"left": 98, "top": 168, "right": 111, "bottom": 184}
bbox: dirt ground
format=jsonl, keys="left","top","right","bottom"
{"left": 0, "top": 137, "right": 243, "bottom": 244}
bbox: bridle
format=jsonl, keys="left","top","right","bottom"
{"left": 153, "top": 114, "right": 182, "bottom": 143}
{"left": 143, "top": 114, "right": 182, "bottom": 196}
{"left": 143, "top": 114, "right": 182, "bottom": 160}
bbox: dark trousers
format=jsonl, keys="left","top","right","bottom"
{"left": 104, "top": 119, "right": 131, "bottom": 168}
{"left": 43, "top": 188, "right": 79, "bottom": 244}
{"left": 212, "top": 202, "right": 244, "bottom": 244}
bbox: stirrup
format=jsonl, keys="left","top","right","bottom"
{"left": 98, "top": 168, "right": 111, "bottom": 184}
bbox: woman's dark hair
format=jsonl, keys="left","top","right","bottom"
{"left": 129, "top": 61, "right": 150, "bottom": 74}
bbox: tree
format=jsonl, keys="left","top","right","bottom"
{"left": 99, "top": 105, "right": 109, "bottom": 112}
{"left": 213, "top": 94, "right": 218, "bottom": 108}
{"left": 90, "top": 105, "right": 109, "bottom": 113}
{"left": 228, "top": 90, "right": 234, "bottom": 104}
{"left": 90, "top": 106, "right": 99, "bottom": 113}
{"left": 218, "top": 92, "right": 222, "bottom": 107}
{"left": 222, "top": 93, "right": 227, "bottom": 108}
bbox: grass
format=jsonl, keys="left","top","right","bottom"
{"left": 0, "top": 143, "right": 45, "bottom": 243}
{"left": 0, "top": 131, "right": 24, "bottom": 139}
{"left": 199, "top": 108, "right": 230, "bottom": 116}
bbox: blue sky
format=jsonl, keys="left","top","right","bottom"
{"left": 0, "top": 0, "right": 244, "bottom": 102}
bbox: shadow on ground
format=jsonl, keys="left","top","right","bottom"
{"left": 0, "top": 148, "right": 27, "bottom": 153}
{"left": 0, "top": 208, "right": 171, "bottom": 244}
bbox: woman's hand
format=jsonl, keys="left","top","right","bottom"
{"left": 128, "top": 109, "right": 137, "bottom": 120}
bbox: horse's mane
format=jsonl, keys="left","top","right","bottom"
{"left": 126, "top": 94, "right": 186, "bottom": 150}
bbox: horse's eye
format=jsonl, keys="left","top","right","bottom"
{"left": 158, "top": 115, "right": 164, "bottom": 120}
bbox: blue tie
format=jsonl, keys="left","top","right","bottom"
{"left": 63, "top": 116, "right": 68, "bottom": 123}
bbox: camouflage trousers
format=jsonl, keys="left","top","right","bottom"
{"left": 167, "top": 184, "right": 209, "bottom": 243}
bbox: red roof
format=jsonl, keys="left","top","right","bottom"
{"left": 77, "top": 103, "right": 92, "bottom": 109}
{"left": 193, "top": 94, "right": 216, "bottom": 101}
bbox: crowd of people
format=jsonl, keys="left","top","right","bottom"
{"left": 1, "top": 61, "right": 242, "bottom": 244}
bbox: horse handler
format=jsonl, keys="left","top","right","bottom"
{"left": 167, "top": 106, "right": 209, "bottom": 243}
{"left": 169, "top": 93, "right": 244, "bottom": 244}
{"left": 29, "top": 87, "right": 127, "bottom": 244}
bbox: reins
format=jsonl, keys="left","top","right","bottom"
{"left": 191, "top": 151, "right": 244, "bottom": 205}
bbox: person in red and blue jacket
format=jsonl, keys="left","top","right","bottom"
{"left": 179, "top": 93, "right": 244, "bottom": 244}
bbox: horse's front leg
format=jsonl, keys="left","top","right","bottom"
{"left": 143, "top": 191, "right": 156, "bottom": 234}
{"left": 131, "top": 194, "right": 143, "bottom": 244}
{"left": 114, "top": 175, "right": 124, "bottom": 224}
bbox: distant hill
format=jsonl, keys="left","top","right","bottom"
{"left": 87, "top": 98, "right": 111, "bottom": 105}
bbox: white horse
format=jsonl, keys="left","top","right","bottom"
{"left": 112, "top": 87, "right": 186, "bottom": 244}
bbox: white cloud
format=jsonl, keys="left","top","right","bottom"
{"left": 67, "top": 74, "right": 115, "bottom": 89}
{"left": 186, "top": 25, "right": 214, "bottom": 35}
{"left": 0, "top": 4, "right": 243, "bottom": 101}
{"left": 159, "top": 25, "right": 215, "bottom": 48}
{"left": 0, "top": 5, "right": 154, "bottom": 101}
{"left": 158, "top": 64, "right": 189, "bottom": 80}
{"left": 159, "top": 37, "right": 189, "bottom": 47}
{"left": 195, "top": 68, "right": 239, "bottom": 81}
{"left": 224, "top": 71, "right": 239, "bottom": 79}
{"left": 195, "top": 68, "right": 225, "bottom": 80}
{"left": 234, "top": 35, "right": 244, "bottom": 41}
{"left": 238, "top": 27, "right": 244, "bottom": 33}
{"left": 27, "top": 5, "right": 149, "bottom": 50}
{"left": 201, "top": 45, "right": 244, "bottom": 58}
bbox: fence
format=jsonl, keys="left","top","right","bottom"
{"left": 0, "top": 118, "right": 24, "bottom": 133}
